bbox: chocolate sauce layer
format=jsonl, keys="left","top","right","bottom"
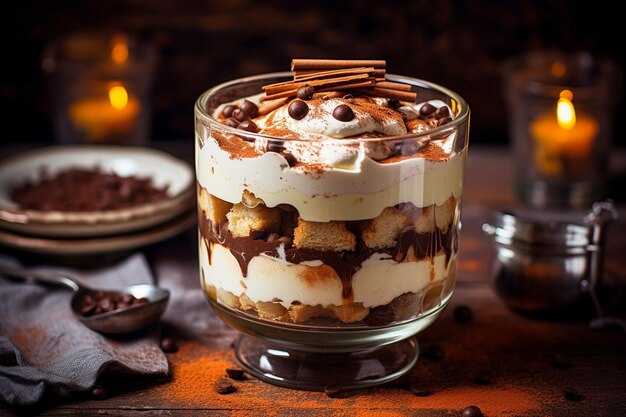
{"left": 198, "top": 209, "right": 456, "bottom": 300}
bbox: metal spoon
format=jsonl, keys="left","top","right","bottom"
{"left": 0, "top": 265, "right": 170, "bottom": 334}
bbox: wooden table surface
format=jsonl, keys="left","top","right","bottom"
{"left": 2, "top": 145, "right": 626, "bottom": 417}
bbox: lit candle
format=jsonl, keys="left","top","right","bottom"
{"left": 68, "top": 84, "right": 140, "bottom": 143}
{"left": 530, "top": 90, "right": 598, "bottom": 178}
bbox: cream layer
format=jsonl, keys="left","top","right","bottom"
{"left": 199, "top": 239, "right": 456, "bottom": 309}
{"left": 195, "top": 134, "right": 466, "bottom": 222}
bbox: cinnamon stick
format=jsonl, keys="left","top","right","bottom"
{"left": 376, "top": 81, "right": 412, "bottom": 91}
{"left": 293, "top": 68, "right": 386, "bottom": 80}
{"left": 262, "top": 58, "right": 416, "bottom": 102}
{"left": 263, "top": 73, "right": 373, "bottom": 95}
{"left": 355, "top": 87, "right": 417, "bottom": 102}
{"left": 291, "top": 59, "right": 386, "bottom": 71}
{"left": 257, "top": 97, "right": 290, "bottom": 115}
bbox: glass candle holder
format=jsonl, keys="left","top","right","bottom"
{"left": 503, "top": 51, "right": 620, "bottom": 209}
{"left": 42, "top": 31, "right": 157, "bottom": 145}
{"left": 195, "top": 72, "right": 470, "bottom": 390}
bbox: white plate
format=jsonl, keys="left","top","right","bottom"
{"left": 0, "top": 209, "right": 196, "bottom": 255}
{"left": 0, "top": 145, "right": 195, "bottom": 237}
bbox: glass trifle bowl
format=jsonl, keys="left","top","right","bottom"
{"left": 195, "top": 65, "right": 469, "bottom": 390}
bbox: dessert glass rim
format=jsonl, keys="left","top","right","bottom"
{"left": 195, "top": 71, "right": 471, "bottom": 146}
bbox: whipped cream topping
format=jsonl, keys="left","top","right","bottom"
{"left": 212, "top": 94, "right": 455, "bottom": 168}
{"left": 260, "top": 97, "right": 407, "bottom": 139}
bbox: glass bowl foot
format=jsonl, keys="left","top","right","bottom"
{"left": 235, "top": 334, "right": 419, "bottom": 391}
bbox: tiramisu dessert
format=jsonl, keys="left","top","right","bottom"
{"left": 196, "top": 60, "right": 468, "bottom": 326}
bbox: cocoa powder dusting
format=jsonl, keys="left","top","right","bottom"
{"left": 212, "top": 131, "right": 262, "bottom": 160}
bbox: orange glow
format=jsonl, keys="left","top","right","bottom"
{"left": 556, "top": 90, "right": 576, "bottom": 130}
{"left": 109, "top": 85, "right": 129, "bottom": 109}
{"left": 111, "top": 41, "right": 129, "bottom": 64}
{"left": 551, "top": 61, "right": 566, "bottom": 77}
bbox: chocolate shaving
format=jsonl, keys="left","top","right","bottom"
{"left": 262, "top": 59, "right": 417, "bottom": 102}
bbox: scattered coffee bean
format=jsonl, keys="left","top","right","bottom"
{"left": 562, "top": 387, "right": 584, "bottom": 401}
{"left": 423, "top": 344, "right": 444, "bottom": 361}
{"left": 288, "top": 100, "right": 309, "bottom": 120}
{"left": 91, "top": 386, "right": 109, "bottom": 401}
{"left": 454, "top": 305, "right": 473, "bottom": 324}
{"left": 232, "top": 108, "right": 249, "bottom": 122}
{"left": 225, "top": 367, "right": 246, "bottom": 381}
{"left": 160, "top": 337, "right": 178, "bottom": 353}
{"left": 267, "top": 141, "right": 285, "bottom": 153}
{"left": 238, "top": 120, "right": 258, "bottom": 133}
{"left": 435, "top": 106, "right": 450, "bottom": 118}
{"left": 324, "top": 383, "right": 343, "bottom": 398}
{"left": 296, "top": 85, "right": 315, "bottom": 100}
{"left": 267, "top": 232, "right": 280, "bottom": 242}
{"left": 473, "top": 376, "right": 491, "bottom": 385}
{"left": 278, "top": 236, "right": 293, "bottom": 247}
{"left": 214, "top": 378, "right": 236, "bottom": 394}
{"left": 239, "top": 100, "right": 258, "bottom": 118}
{"left": 461, "top": 405, "right": 483, "bottom": 417}
{"left": 364, "top": 305, "right": 395, "bottom": 326}
{"left": 282, "top": 152, "right": 297, "bottom": 167}
{"left": 410, "top": 383, "right": 435, "bottom": 397}
{"left": 332, "top": 104, "right": 354, "bottom": 122}
{"left": 221, "top": 104, "right": 237, "bottom": 118}
{"left": 388, "top": 99, "right": 400, "bottom": 108}
{"left": 419, "top": 102, "right": 436, "bottom": 116}
{"left": 551, "top": 354, "right": 573, "bottom": 369}
{"left": 249, "top": 229, "right": 268, "bottom": 240}
{"left": 225, "top": 117, "right": 239, "bottom": 128}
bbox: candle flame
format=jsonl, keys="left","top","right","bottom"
{"left": 109, "top": 85, "right": 129, "bottom": 110}
{"left": 111, "top": 41, "right": 129, "bottom": 64}
{"left": 557, "top": 90, "right": 576, "bottom": 130}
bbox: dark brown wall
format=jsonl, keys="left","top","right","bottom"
{"left": 2, "top": 0, "right": 624, "bottom": 145}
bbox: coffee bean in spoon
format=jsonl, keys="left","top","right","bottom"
{"left": 81, "top": 293, "right": 148, "bottom": 317}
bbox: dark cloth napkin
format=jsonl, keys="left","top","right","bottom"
{"left": 0, "top": 254, "right": 169, "bottom": 407}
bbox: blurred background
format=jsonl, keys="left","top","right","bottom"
{"left": 2, "top": 0, "right": 624, "bottom": 146}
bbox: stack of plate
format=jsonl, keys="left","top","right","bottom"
{"left": 0, "top": 145, "right": 196, "bottom": 255}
